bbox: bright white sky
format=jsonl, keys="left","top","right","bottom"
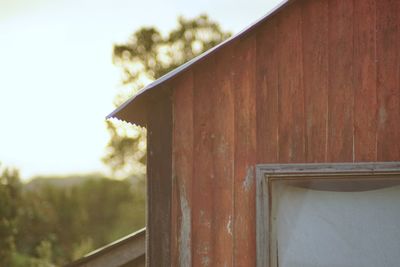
{"left": 0, "top": 0, "right": 281, "bottom": 180}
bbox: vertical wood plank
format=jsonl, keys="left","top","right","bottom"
{"left": 171, "top": 151, "right": 179, "bottom": 267}
{"left": 212, "top": 47, "right": 234, "bottom": 267}
{"left": 232, "top": 35, "right": 257, "bottom": 267}
{"left": 256, "top": 17, "right": 279, "bottom": 163}
{"left": 277, "top": 2, "right": 305, "bottom": 163}
{"left": 192, "top": 59, "right": 215, "bottom": 267}
{"left": 146, "top": 90, "right": 172, "bottom": 267}
{"left": 302, "top": 0, "right": 329, "bottom": 162}
{"left": 376, "top": 0, "right": 400, "bottom": 161}
{"left": 353, "top": 0, "right": 377, "bottom": 162}
{"left": 327, "top": 0, "right": 354, "bottom": 162}
{"left": 172, "top": 72, "right": 194, "bottom": 267}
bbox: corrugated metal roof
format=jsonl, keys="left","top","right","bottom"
{"left": 107, "top": 0, "right": 290, "bottom": 125}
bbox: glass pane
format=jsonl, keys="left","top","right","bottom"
{"left": 271, "top": 178, "right": 400, "bottom": 267}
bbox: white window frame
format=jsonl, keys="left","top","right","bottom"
{"left": 256, "top": 162, "right": 400, "bottom": 267}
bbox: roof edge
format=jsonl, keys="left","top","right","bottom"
{"left": 107, "top": 0, "right": 291, "bottom": 122}
{"left": 65, "top": 228, "right": 146, "bottom": 267}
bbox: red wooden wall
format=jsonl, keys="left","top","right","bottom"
{"left": 171, "top": 0, "right": 400, "bottom": 266}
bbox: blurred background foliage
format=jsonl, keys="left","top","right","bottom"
{"left": 0, "top": 14, "right": 229, "bottom": 266}
{"left": 104, "top": 14, "right": 230, "bottom": 178}
{"left": 0, "top": 166, "right": 145, "bottom": 266}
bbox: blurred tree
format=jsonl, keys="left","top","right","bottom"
{"left": 28, "top": 240, "right": 55, "bottom": 267}
{"left": 15, "top": 175, "right": 145, "bottom": 266}
{"left": 0, "top": 166, "right": 21, "bottom": 266}
{"left": 0, "top": 15, "right": 230, "bottom": 267}
{"left": 104, "top": 14, "right": 231, "bottom": 177}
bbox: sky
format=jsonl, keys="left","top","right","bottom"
{"left": 0, "top": 0, "right": 282, "bottom": 180}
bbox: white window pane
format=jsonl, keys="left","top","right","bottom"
{"left": 274, "top": 185, "right": 400, "bottom": 267}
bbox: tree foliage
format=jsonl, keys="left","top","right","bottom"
{"left": 0, "top": 168, "right": 145, "bottom": 266}
{"left": 104, "top": 15, "right": 231, "bottom": 176}
{"left": 0, "top": 14, "right": 231, "bottom": 266}
{"left": 0, "top": 166, "right": 21, "bottom": 266}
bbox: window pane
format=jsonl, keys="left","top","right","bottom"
{"left": 272, "top": 182, "right": 400, "bottom": 267}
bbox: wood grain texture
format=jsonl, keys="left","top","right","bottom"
{"left": 146, "top": 90, "right": 172, "bottom": 267}
{"left": 167, "top": 1, "right": 400, "bottom": 266}
{"left": 327, "top": 0, "right": 354, "bottom": 162}
{"left": 171, "top": 148, "right": 179, "bottom": 267}
{"left": 232, "top": 35, "right": 257, "bottom": 267}
{"left": 256, "top": 16, "right": 279, "bottom": 163}
{"left": 302, "top": 0, "right": 329, "bottom": 162}
{"left": 192, "top": 59, "right": 216, "bottom": 267}
{"left": 277, "top": 1, "right": 305, "bottom": 163}
{"left": 353, "top": 0, "right": 377, "bottom": 162}
{"left": 376, "top": 0, "right": 400, "bottom": 161}
{"left": 210, "top": 47, "right": 235, "bottom": 267}
{"left": 172, "top": 72, "right": 194, "bottom": 267}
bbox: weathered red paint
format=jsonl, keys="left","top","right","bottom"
{"left": 256, "top": 17, "right": 279, "bottom": 164}
{"left": 172, "top": 71, "right": 194, "bottom": 266}
{"left": 168, "top": 0, "right": 400, "bottom": 266}
{"left": 277, "top": 1, "right": 305, "bottom": 163}
{"left": 192, "top": 59, "right": 216, "bottom": 267}
{"left": 232, "top": 36, "right": 257, "bottom": 267}
{"left": 376, "top": 0, "right": 400, "bottom": 161}
{"left": 302, "top": 0, "right": 329, "bottom": 162}
{"left": 327, "top": 0, "right": 354, "bottom": 162}
{"left": 353, "top": 0, "right": 377, "bottom": 162}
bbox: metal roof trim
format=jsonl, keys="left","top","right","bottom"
{"left": 65, "top": 228, "right": 146, "bottom": 267}
{"left": 106, "top": 0, "right": 291, "bottom": 121}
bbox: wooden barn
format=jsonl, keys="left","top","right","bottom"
{"left": 105, "top": 0, "right": 400, "bottom": 266}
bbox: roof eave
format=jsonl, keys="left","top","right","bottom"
{"left": 106, "top": 0, "right": 291, "bottom": 125}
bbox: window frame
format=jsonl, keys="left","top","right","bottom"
{"left": 256, "top": 162, "right": 400, "bottom": 267}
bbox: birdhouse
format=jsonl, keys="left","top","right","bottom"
{"left": 108, "top": 0, "right": 400, "bottom": 266}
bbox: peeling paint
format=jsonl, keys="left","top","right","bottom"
{"left": 179, "top": 189, "right": 191, "bottom": 267}
{"left": 201, "top": 256, "right": 210, "bottom": 266}
{"left": 379, "top": 106, "right": 387, "bottom": 126}
{"left": 227, "top": 215, "right": 232, "bottom": 236}
{"left": 217, "top": 137, "right": 228, "bottom": 154}
{"left": 243, "top": 166, "right": 254, "bottom": 192}
{"left": 197, "top": 244, "right": 210, "bottom": 266}
{"left": 199, "top": 210, "right": 211, "bottom": 228}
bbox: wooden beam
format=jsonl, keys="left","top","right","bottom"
{"left": 65, "top": 228, "right": 145, "bottom": 267}
{"left": 147, "top": 89, "right": 173, "bottom": 267}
